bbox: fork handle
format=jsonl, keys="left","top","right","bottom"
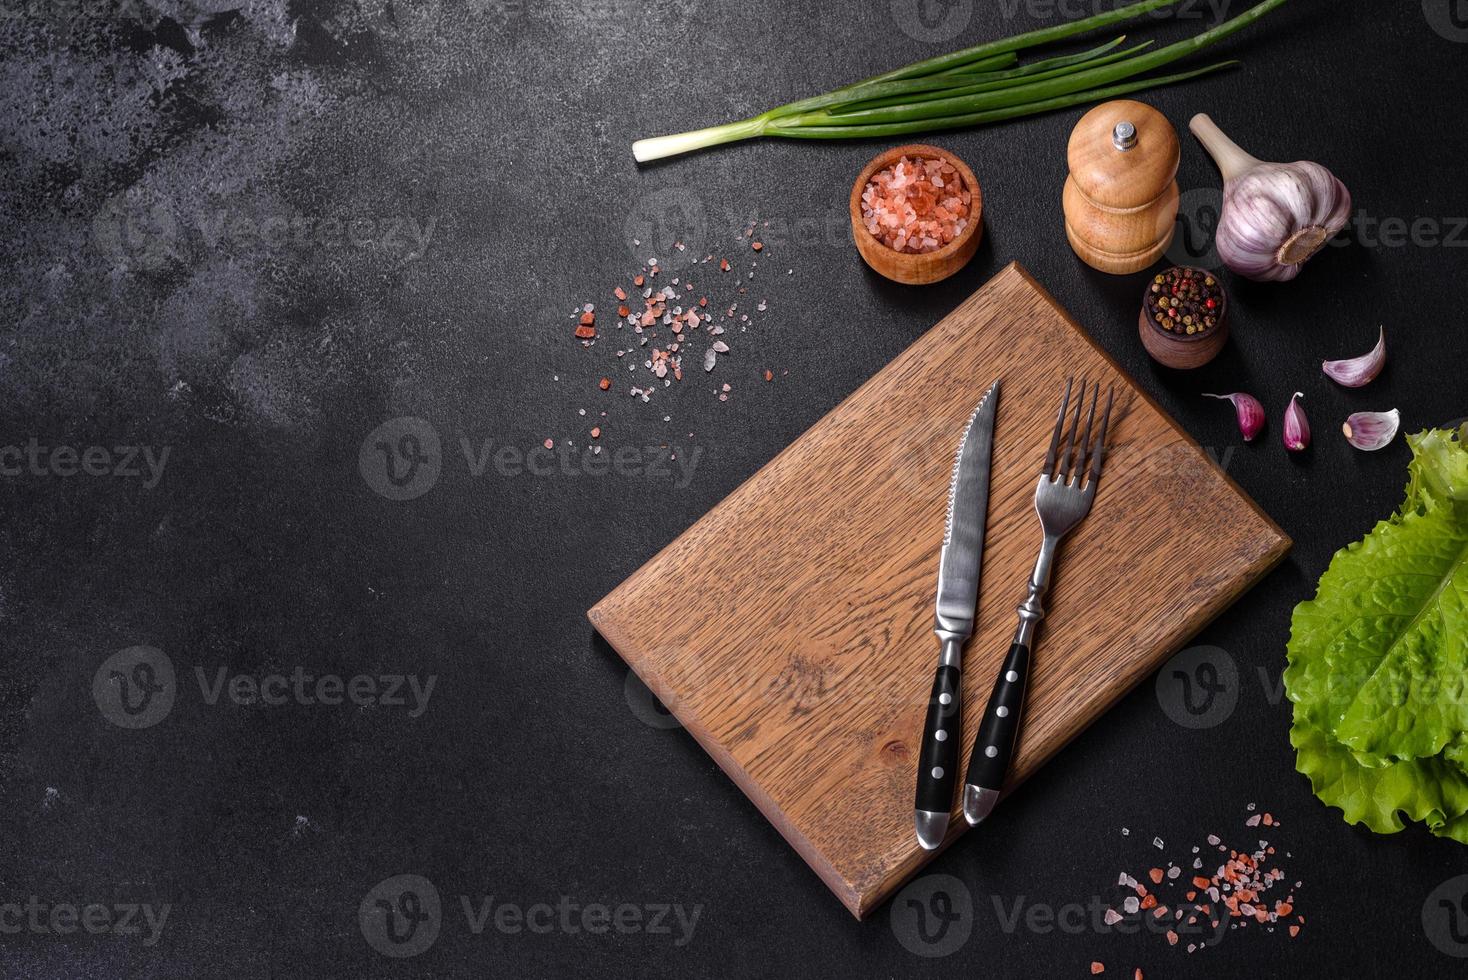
{"left": 964, "top": 535, "right": 1057, "bottom": 825}
{"left": 964, "top": 641, "right": 1029, "bottom": 798}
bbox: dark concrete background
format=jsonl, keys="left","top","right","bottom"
{"left": 2, "top": 0, "right": 1466, "bottom": 976}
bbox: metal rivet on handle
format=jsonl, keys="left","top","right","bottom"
{"left": 932, "top": 766, "right": 944, "bottom": 779}
{"left": 1005, "top": 670, "right": 1018, "bottom": 683}
{"left": 984, "top": 746, "right": 998, "bottom": 758}
{"left": 935, "top": 729, "right": 947, "bottom": 742}
{"left": 996, "top": 706, "right": 1009, "bottom": 718}
{"left": 939, "top": 692, "right": 952, "bottom": 705}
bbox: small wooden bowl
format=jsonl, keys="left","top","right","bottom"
{"left": 1138, "top": 267, "right": 1229, "bottom": 369}
{"left": 849, "top": 143, "right": 983, "bottom": 285}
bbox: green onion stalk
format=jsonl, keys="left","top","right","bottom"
{"left": 631, "top": 0, "right": 1291, "bottom": 163}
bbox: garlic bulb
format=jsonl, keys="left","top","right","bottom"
{"left": 1190, "top": 114, "right": 1352, "bottom": 282}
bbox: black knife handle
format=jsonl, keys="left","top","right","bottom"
{"left": 914, "top": 664, "right": 961, "bottom": 815}
{"left": 965, "top": 642, "right": 1029, "bottom": 793}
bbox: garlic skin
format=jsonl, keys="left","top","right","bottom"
{"left": 1323, "top": 327, "right": 1386, "bottom": 388}
{"left": 1203, "top": 392, "right": 1265, "bottom": 442}
{"left": 1191, "top": 114, "right": 1353, "bottom": 283}
{"left": 1283, "top": 392, "right": 1310, "bottom": 452}
{"left": 1342, "top": 409, "right": 1400, "bottom": 452}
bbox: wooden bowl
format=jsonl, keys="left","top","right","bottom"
{"left": 849, "top": 143, "right": 983, "bottom": 285}
{"left": 1138, "top": 267, "right": 1229, "bottom": 370}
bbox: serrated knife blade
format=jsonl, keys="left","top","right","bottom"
{"left": 915, "top": 378, "right": 1000, "bottom": 851}
{"left": 935, "top": 379, "right": 1000, "bottom": 640}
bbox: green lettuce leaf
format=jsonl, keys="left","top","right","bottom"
{"left": 1286, "top": 429, "right": 1468, "bottom": 838}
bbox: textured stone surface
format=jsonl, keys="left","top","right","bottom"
{"left": 1, "top": 1, "right": 1465, "bottom": 975}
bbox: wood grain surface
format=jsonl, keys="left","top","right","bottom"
{"left": 588, "top": 263, "right": 1290, "bottom": 920}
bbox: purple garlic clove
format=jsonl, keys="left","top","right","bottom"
{"left": 1322, "top": 327, "right": 1386, "bottom": 388}
{"left": 1203, "top": 392, "right": 1265, "bottom": 442}
{"left": 1342, "top": 409, "right": 1400, "bottom": 452}
{"left": 1283, "top": 392, "right": 1310, "bottom": 452}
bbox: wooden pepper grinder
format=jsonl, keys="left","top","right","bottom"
{"left": 1063, "top": 100, "right": 1179, "bottom": 275}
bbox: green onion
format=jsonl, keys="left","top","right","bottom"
{"left": 931, "top": 35, "right": 1132, "bottom": 78}
{"left": 852, "top": 0, "right": 1184, "bottom": 84}
{"left": 826, "top": 41, "right": 1152, "bottom": 116}
{"left": 631, "top": 0, "right": 1291, "bottom": 164}
{"left": 764, "top": 63, "right": 1239, "bottom": 141}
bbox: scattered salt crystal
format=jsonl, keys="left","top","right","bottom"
{"left": 1103, "top": 909, "right": 1122, "bottom": 926}
{"left": 712, "top": 341, "right": 730, "bottom": 353}
{"left": 1207, "top": 834, "right": 1220, "bottom": 846}
{"left": 1246, "top": 815, "right": 1261, "bottom": 827}
{"left": 1152, "top": 837, "right": 1164, "bottom": 850}
{"left": 1167, "top": 867, "right": 1181, "bottom": 880}
{"left": 703, "top": 349, "right": 717, "bottom": 372}
{"left": 1122, "top": 896, "right": 1139, "bottom": 914}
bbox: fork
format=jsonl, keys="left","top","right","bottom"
{"left": 962, "top": 377, "right": 1114, "bottom": 826}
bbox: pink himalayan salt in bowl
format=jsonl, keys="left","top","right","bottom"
{"left": 860, "top": 154, "right": 973, "bottom": 254}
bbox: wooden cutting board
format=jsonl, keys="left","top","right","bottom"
{"left": 589, "top": 263, "right": 1289, "bottom": 920}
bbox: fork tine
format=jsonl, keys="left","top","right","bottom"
{"left": 1087, "top": 385, "right": 1115, "bottom": 486}
{"left": 1073, "top": 383, "right": 1100, "bottom": 482}
{"left": 1042, "top": 377, "right": 1073, "bottom": 476}
{"left": 1057, "top": 379, "right": 1087, "bottom": 482}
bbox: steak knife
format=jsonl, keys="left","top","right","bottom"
{"left": 914, "top": 379, "right": 1000, "bottom": 850}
